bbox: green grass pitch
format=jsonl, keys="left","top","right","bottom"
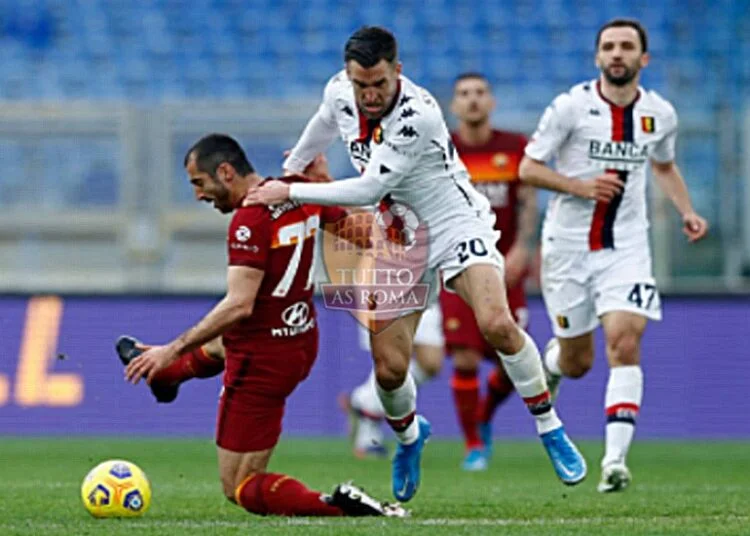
{"left": 0, "top": 438, "right": 748, "bottom": 535}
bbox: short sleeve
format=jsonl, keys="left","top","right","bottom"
{"left": 227, "top": 207, "right": 271, "bottom": 269}
{"left": 650, "top": 105, "right": 678, "bottom": 163}
{"left": 524, "top": 93, "right": 575, "bottom": 162}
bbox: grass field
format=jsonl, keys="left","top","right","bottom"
{"left": 0, "top": 438, "right": 748, "bottom": 535}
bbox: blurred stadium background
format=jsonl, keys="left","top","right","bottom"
{"left": 0, "top": 0, "right": 748, "bottom": 442}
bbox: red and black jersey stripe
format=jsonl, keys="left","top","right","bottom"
{"left": 589, "top": 83, "right": 638, "bottom": 251}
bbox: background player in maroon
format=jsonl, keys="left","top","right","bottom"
{"left": 123, "top": 134, "right": 405, "bottom": 518}
{"left": 440, "top": 73, "right": 538, "bottom": 471}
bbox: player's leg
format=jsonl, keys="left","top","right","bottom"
{"left": 593, "top": 245, "right": 661, "bottom": 493}
{"left": 221, "top": 350, "right": 405, "bottom": 517}
{"left": 449, "top": 261, "right": 586, "bottom": 485}
{"left": 538, "top": 248, "right": 599, "bottom": 399}
{"left": 476, "top": 297, "right": 528, "bottom": 458}
{"left": 370, "top": 312, "right": 432, "bottom": 502}
{"left": 450, "top": 346, "right": 486, "bottom": 471}
{"left": 342, "top": 307, "right": 442, "bottom": 460}
{"left": 595, "top": 311, "right": 647, "bottom": 493}
{"left": 116, "top": 335, "right": 225, "bottom": 403}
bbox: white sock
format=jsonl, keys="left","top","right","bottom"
{"left": 376, "top": 373, "right": 419, "bottom": 445}
{"left": 353, "top": 415, "right": 385, "bottom": 451}
{"left": 409, "top": 359, "right": 431, "bottom": 386}
{"left": 602, "top": 366, "right": 643, "bottom": 467}
{"left": 543, "top": 338, "right": 563, "bottom": 376}
{"left": 350, "top": 370, "right": 385, "bottom": 419}
{"left": 497, "top": 329, "right": 561, "bottom": 434}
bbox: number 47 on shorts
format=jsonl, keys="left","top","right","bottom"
{"left": 627, "top": 283, "right": 658, "bottom": 310}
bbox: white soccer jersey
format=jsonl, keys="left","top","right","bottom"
{"left": 525, "top": 79, "right": 678, "bottom": 251}
{"left": 283, "top": 70, "right": 495, "bottom": 263}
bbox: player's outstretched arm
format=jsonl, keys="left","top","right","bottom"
{"left": 650, "top": 160, "right": 708, "bottom": 242}
{"left": 124, "top": 266, "right": 263, "bottom": 384}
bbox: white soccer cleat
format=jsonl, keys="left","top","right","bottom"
{"left": 597, "top": 462, "right": 632, "bottom": 493}
{"left": 328, "top": 482, "right": 409, "bottom": 517}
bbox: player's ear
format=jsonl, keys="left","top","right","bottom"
{"left": 640, "top": 52, "right": 650, "bottom": 69}
{"left": 395, "top": 61, "right": 402, "bottom": 76}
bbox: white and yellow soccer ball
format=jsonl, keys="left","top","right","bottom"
{"left": 80, "top": 459, "right": 151, "bottom": 518}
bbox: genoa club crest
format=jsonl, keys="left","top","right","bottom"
{"left": 641, "top": 116, "right": 655, "bottom": 133}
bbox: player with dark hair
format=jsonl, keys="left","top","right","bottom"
{"left": 442, "top": 72, "right": 537, "bottom": 471}
{"left": 519, "top": 18, "right": 708, "bottom": 492}
{"left": 122, "top": 133, "right": 406, "bottom": 518}
{"left": 247, "top": 26, "right": 587, "bottom": 501}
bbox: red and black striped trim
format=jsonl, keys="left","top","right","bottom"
{"left": 589, "top": 82, "right": 638, "bottom": 251}
{"left": 386, "top": 410, "right": 416, "bottom": 432}
{"left": 605, "top": 402, "right": 639, "bottom": 425}
{"left": 522, "top": 391, "right": 552, "bottom": 416}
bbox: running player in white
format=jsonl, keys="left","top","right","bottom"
{"left": 519, "top": 19, "right": 708, "bottom": 493}
{"left": 247, "top": 26, "right": 586, "bottom": 501}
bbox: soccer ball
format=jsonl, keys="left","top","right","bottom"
{"left": 80, "top": 459, "right": 151, "bottom": 518}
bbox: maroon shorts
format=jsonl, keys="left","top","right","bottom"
{"left": 216, "top": 338, "right": 318, "bottom": 453}
{"left": 440, "top": 283, "right": 528, "bottom": 358}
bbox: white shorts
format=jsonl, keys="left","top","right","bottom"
{"left": 358, "top": 302, "right": 445, "bottom": 350}
{"left": 541, "top": 242, "right": 662, "bottom": 338}
{"left": 435, "top": 224, "right": 504, "bottom": 292}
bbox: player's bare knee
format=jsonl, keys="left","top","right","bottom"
{"left": 477, "top": 311, "right": 518, "bottom": 352}
{"left": 374, "top": 357, "right": 408, "bottom": 390}
{"left": 562, "top": 358, "right": 593, "bottom": 378}
{"left": 606, "top": 330, "right": 640, "bottom": 366}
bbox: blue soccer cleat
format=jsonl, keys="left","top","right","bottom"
{"left": 392, "top": 415, "right": 431, "bottom": 502}
{"left": 479, "top": 421, "right": 493, "bottom": 460}
{"left": 461, "top": 447, "right": 488, "bottom": 472}
{"left": 540, "top": 426, "right": 587, "bottom": 485}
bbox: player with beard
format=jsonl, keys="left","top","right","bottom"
{"left": 247, "top": 26, "right": 587, "bottom": 501}
{"left": 122, "top": 134, "right": 406, "bottom": 518}
{"left": 519, "top": 19, "right": 708, "bottom": 492}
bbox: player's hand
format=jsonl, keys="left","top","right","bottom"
{"left": 682, "top": 211, "right": 708, "bottom": 242}
{"left": 504, "top": 244, "right": 530, "bottom": 288}
{"left": 577, "top": 173, "right": 625, "bottom": 202}
{"left": 243, "top": 180, "right": 291, "bottom": 206}
{"left": 283, "top": 150, "right": 332, "bottom": 183}
{"left": 124, "top": 345, "right": 179, "bottom": 385}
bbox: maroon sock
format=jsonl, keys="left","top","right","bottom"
{"left": 152, "top": 347, "right": 225, "bottom": 386}
{"left": 236, "top": 473, "right": 343, "bottom": 517}
{"left": 478, "top": 366, "right": 515, "bottom": 423}
{"left": 451, "top": 368, "right": 482, "bottom": 450}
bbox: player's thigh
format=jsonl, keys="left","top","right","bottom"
{"left": 541, "top": 247, "right": 598, "bottom": 339}
{"left": 450, "top": 263, "right": 513, "bottom": 329}
{"left": 452, "top": 346, "right": 483, "bottom": 371}
{"left": 600, "top": 311, "right": 648, "bottom": 367}
{"left": 217, "top": 445, "right": 274, "bottom": 502}
{"left": 369, "top": 310, "right": 421, "bottom": 385}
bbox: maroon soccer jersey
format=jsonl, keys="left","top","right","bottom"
{"left": 222, "top": 176, "right": 347, "bottom": 352}
{"left": 451, "top": 130, "right": 527, "bottom": 255}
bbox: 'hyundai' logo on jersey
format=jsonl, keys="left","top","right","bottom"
{"left": 281, "top": 301, "right": 310, "bottom": 327}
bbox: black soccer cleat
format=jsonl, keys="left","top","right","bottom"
{"left": 326, "top": 482, "right": 408, "bottom": 517}
{"left": 115, "top": 335, "right": 179, "bottom": 403}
